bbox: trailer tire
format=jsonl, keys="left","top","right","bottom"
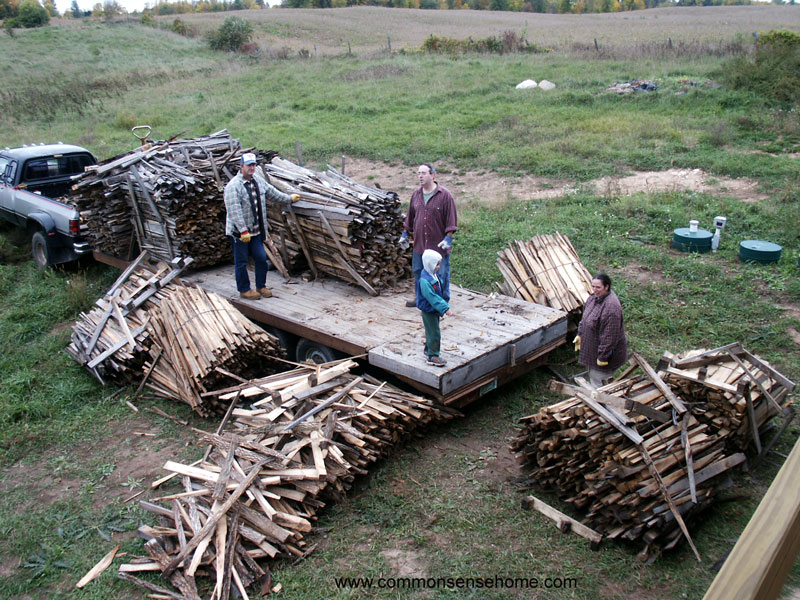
{"left": 295, "top": 339, "right": 339, "bottom": 364}
{"left": 31, "top": 231, "right": 52, "bottom": 269}
{"left": 265, "top": 326, "right": 297, "bottom": 359}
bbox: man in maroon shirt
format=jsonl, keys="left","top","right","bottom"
{"left": 398, "top": 164, "right": 458, "bottom": 307}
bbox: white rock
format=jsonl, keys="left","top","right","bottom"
{"left": 538, "top": 80, "right": 556, "bottom": 91}
{"left": 515, "top": 79, "right": 538, "bottom": 89}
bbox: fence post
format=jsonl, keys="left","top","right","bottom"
{"left": 341, "top": 155, "right": 346, "bottom": 175}
{"left": 296, "top": 141, "right": 303, "bottom": 167}
{"left": 594, "top": 38, "right": 599, "bottom": 52}
{"left": 388, "top": 35, "right": 392, "bottom": 53}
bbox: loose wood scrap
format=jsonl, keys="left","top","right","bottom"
{"left": 122, "top": 363, "right": 459, "bottom": 599}
{"left": 72, "top": 130, "right": 245, "bottom": 267}
{"left": 512, "top": 344, "right": 793, "bottom": 561}
{"left": 495, "top": 233, "right": 593, "bottom": 313}
{"left": 262, "top": 157, "right": 411, "bottom": 293}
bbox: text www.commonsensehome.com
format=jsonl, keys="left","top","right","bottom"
{"left": 333, "top": 575, "right": 579, "bottom": 591}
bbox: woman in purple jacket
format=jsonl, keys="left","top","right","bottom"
{"left": 574, "top": 273, "right": 628, "bottom": 388}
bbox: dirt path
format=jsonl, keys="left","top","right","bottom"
{"left": 340, "top": 158, "right": 768, "bottom": 206}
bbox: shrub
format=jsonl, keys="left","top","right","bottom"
{"left": 208, "top": 16, "right": 254, "bottom": 52}
{"left": 6, "top": 0, "right": 50, "bottom": 28}
{"left": 170, "top": 17, "right": 189, "bottom": 36}
{"left": 140, "top": 12, "right": 155, "bottom": 27}
{"left": 422, "top": 31, "right": 547, "bottom": 55}
{"left": 721, "top": 29, "right": 800, "bottom": 105}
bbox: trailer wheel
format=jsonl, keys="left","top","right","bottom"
{"left": 265, "top": 326, "right": 297, "bottom": 359}
{"left": 31, "top": 231, "right": 52, "bottom": 269}
{"left": 295, "top": 339, "right": 339, "bottom": 364}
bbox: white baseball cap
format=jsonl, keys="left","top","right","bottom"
{"left": 241, "top": 152, "right": 257, "bottom": 165}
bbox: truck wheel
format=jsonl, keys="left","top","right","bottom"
{"left": 295, "top": 339, "right": 339, "bottom": 364}
{"left": 31, "top": 231, "right": 52, "bottom": 269}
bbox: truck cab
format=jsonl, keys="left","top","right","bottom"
{"left": 0, "top": 144, "right": 96, "bottom": 267}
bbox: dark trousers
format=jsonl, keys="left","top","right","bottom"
{"left": 412, "top": 251, "right": 450, "bottom": 303}
{"left": 231, "top": 234, "right": 267, "bottom": 293}
{"left": 422, "top": 311, "right": 441, "bottom": 358}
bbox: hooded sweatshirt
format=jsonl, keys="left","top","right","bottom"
{"left": 417, "top": 249, "right": 451, "bottom": 315}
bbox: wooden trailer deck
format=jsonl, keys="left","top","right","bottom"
{"left": 181, "top": 264, "right": 568, "bottom": 407}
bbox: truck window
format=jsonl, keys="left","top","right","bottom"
{"left": 22, "top": 153, "right": 94, "bottom": 183}
{"left": 0, "top": 156, "right": 10, "bottom": 184}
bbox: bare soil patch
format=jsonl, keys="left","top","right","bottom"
{"left": 4, "top": 413, "right": 196, "bottom": 512}
{"left": 340, "top": 159, "right": 767, "bottom": 206}
{"left": 381, "top": 544, "right": 428, "bottom": 578}
{"left": 616, "top": 263, "right": 671, "bottom": 286}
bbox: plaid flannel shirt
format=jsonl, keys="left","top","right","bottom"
{"left": 224, "top": 171, "right": 292, "bottom": 237}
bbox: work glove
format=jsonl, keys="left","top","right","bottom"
{"left": 573, "top": 335, "right": 581, "bottom": 352}
{"left": 290, "top": 193, "right": 301, "bottom": 203}
{"left": 437, "top": 235, "right": 453, "bottom": 251}
{"left": 597, "top": 358, "right": 609, "bottom": 367}
{"left": 398, "top": 232, "right": 410, "bottom": 250}
{"left": 240, "top": 231, "right": 251, "bottom": 243}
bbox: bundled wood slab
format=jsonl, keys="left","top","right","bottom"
{"left": 496, "top": 233, "right": 593, "bottom": 313}
{"left": 121, "top": 362, "right": 458, "bottom": 598}
{"left": 71, "top": 130, "right": 246, "bottom": 267}
{"left": 262, "top": 157, "right": 411, "bottom": 295}
{"left": 512, "top": 344, "right": 794, "bottom": 561}
{"left": 67, "top": 252, "right": 285, "bottom": 415}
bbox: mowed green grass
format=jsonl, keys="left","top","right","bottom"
{"left": 0, "top": 9, "right": 799, "bottom": 599}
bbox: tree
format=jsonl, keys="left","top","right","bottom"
{"left": 102, "top": 0, "right": 124, "bottom": 17}
{"left": 490, "top": 0, "right": 507, "bottom": 9}
{"left": 208, "top": 16, "right": 254, "bottom": 51}
{"left": 0, "top": 0, "right": 19, "bottom": 18}
{"left": 43, "top": 0, "right": 57, "bottom": 15}
{"left": 16, "top": 0, "right": 49, "bottom": 26}
{"left": 70, "top": 0, "right": 82, "bottom": 16}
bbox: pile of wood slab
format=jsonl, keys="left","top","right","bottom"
{"left": 71, "top": 130, "right": 410, "bottom": 293}
{"left": 71, "top": 130, "right": 245, "bottom": 267}
{"left": 119, "top": 361, "right": 458, "bottom": 598}
{"left": 512, "top": 345, "right": 795, "bottom": 561}
{"left": 67, "top": 252, "right": 284, "bottom": 416}
{"left": 261, "top": 157, "right": 411, "bottom": 295}
{"left": 495, "top": 233, "right": 593, "bottom": 313}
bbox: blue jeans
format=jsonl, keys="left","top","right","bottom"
{"left": 231, "top": 234, "right": 267, "bottom": 293}
{"left": 412, "top": 251, "right": 450, "bottom": 303}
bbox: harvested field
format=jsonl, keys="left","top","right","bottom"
{"left": 160, "top": 6, "right": 800, "bottom": 55}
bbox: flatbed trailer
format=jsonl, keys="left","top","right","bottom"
{"left": 95, "top": 252, "right": 568, "bottom": 408}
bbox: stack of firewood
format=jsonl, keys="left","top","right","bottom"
{"left": 495, "top": 233, "right": 593, "bottom": 313}
{"left": 119, "top": 362, "right": 458, "bottom": 598}
{"left": 71, "top": 130, "right": 245, "bottom": 267}
{"left": 512, "top": 346, "right": 795, "bottom": 561}
{"left": 67, "top": 252, "right": 285, "bottom": 415}
{"left": 261, "top": 157, "right": 411, "bottom": 295}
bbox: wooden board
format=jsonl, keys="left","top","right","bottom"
{"left": 182, "top": 265, "right": 567, "bottom": 399}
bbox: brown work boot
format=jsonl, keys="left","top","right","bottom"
{"left": 258, "top": 287, "right": 273, "bottom": 298}
{"left": 240, "top": 289, "right": 260, "bottom": 300}
{"left": 426, "top": 355, "right": 447, "bottom": 367}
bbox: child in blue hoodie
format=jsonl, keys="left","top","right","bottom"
{"left": 418, "top": 249, "right": 453, "bottom": 367}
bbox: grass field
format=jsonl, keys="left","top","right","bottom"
{"left": 1, "top": 6, "right": 799, "bottom": 599}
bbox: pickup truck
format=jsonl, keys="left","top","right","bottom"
{"left": 0, "top": 143, "right": 97, "bottom": 267}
